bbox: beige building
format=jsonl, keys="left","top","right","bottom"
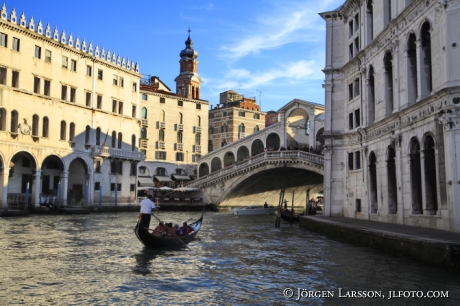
{"left": 208, "top": 90, "right": 266, "bottom": 153}
{"left": 137, "top": 33, "right": 209, "bottom": 188}
{"left": 0, "top": 5, "right": 144, "bottom": 207}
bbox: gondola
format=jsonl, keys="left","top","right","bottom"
{"left": 134, "top": 211, "right": 204, "bottom": 248}
{"left": 280, "top": 210, "right": 300, "bottom": 223}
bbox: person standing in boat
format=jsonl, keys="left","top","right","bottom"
{"left": 139, "top": 195, "right": 159, "bottom": 229}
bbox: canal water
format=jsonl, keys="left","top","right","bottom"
{"left": 1, "top": 211, "right": 459, "bottom": 305}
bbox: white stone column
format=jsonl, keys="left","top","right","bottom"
{"left": 392, "top": 42, "right": 400, "bottom": 112}
{"left": 395, "top": 134, "right": 405, "bottom": 224}
{"left": 323, "top": 149, "right": 332, "bottom": 217}
{"left": 420, "top": 150, "right": 428, "bottom": 214}
{"left": 62, "top": 171, "right": 69, "bottom": 206}
{"left": 415, "top": 39, "right": 423, "bottom": 102}
{"left": 33, "top": 169, "right": 42, "bottom": 207}
{"left": 361, "top": 146, "right": 370, "bottom": 220}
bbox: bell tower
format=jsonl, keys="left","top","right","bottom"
{"left": 174, "top": 29, "right": 201, "bottom": 99}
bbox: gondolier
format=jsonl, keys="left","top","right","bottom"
{"left": 139, "top": 195, "right": 159, "bottom": 229}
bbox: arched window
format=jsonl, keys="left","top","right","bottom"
{"left": 141, "top": 107, "right": 147, "bottom": 119}
{"left": 0, "top": 108, "right": 6, "bottom": 131}
{"left": 384, "top": 0, "right": 392, "bottom": 26}
{"left": 384, "top": 51, "right": 394, "bottom": 116}
{"left": 420, "top": 21, "right": 432, "bottom": 98}
{"left": 32, "top": 114, "right": 39, "bottom": 136}
{"left": 387, "top": 147, "right": 397, "bottom": 214}
{"left": 85, "top": 125, "right": 91, "bottom": 144}
{"left": 195, "top": 134, "right": 201, "bottom": 145}
{"left": 366, "top": 0, "right": 373, "bottom": 44}
{"left": 238, "top": 123, "right": 245, "bottom": 133}
{"left": 407, "top": 33, "right": 418, "bottom": 104}
{"left": 221, "top": 139, "right": 227, "bottom": 147}
{"left": 96, "top": 127, "right": 101, "bottom": 145}
{"left": 410, "top": 138, "right": 422, "bottom": 214}
{"left": 11, "top": 110, "right": 18, "bottom": 133}
{"left": 254, "top": 125, "right": 260, "bottom": 133}
{"left": 159, "top": 129, "right": 164, "bottom": 141}
{"left": 367, "top": 65, "right": 375, "bottom": 124}
{"left": 131, "top": 134, "right": 136, "bottom": 151}
{"left": 161, "top": 110, "right": 165, "bottom": 122}
{"left": 42, "top": 117, "right": 49, "bottom": 137}
{"left": 209, "top": 126, "right": 214, "bottom": 135}
{"left": 118, "top": 132, "right": 122, "bottom": 149}
{"left": 179, "top": 113, "right": 183, "bottom": 124}
{"left": 197, "top": 116, "right": 201, "bottom": 127}
{"left": 208, "top": 140, "right": 213, "bottom": 152}
{"left": 111, "top": 131, "right": 117, "bottom": 148}
{"left": 424, "top": 135, "right": 437, "bottom": 213}
{"left": 141, "top": 128, "right": 147, "bottom": 139}
{"left": 369, "top": 152, "right": 378, "bottom": 213}
{"left": 69, "top": 122, "right": 75, "bottom": 141}
{"left": 60, "top": 120, "right": 66, "bottom": 140}
{"left": 177, "top": 131, "right": 183, "bottom": 144}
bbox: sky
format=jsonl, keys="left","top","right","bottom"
{"left": 5, "top": 0, "right": 343, "bottom": 112}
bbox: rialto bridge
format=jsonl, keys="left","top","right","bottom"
{"left": 188, "top": 99, "right": 326, "bottom": 207}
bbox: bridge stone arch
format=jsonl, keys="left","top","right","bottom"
{"left": 211, "top": 157, "right": 222, "bottom": 173}
{"left": 251, "top": 139, "right": 264, "bottom": 156}
{"left": 199, "top": 162, "right": 209, "bottom": 176}
{"left": 237, "top": 146, "right": 249, "bottom": 161}
{"left": 223, "top": 151, "right": 235, "bottom": 167}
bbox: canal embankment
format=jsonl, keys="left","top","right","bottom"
{"left": 300, "top": 215, "right": 460, "bottom": 274}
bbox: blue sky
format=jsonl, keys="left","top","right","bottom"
{"left": 5, "top": 0, "right": 343, "bottom": 111}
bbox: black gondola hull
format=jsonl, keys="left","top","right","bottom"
{"left": 134, "top": 213, "right": 203, "bottom": 248}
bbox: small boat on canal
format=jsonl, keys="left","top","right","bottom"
{"left": 280, "top": 210, "right": 301, "bottom": 223}
{"left": 230, "top": 204, "right": 277, "bottom": 216}
{"left": 134, "top": 211, "right": 204, "bottom": 248}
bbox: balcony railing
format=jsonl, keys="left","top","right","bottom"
{"left": 194, "top": 126, "right": 202, "bottom": 133}
{"left": 176, "top": 124, "right": 183, "bottom": 131}
{"left": 139, "top": 138, "right": 148, "bottom": 149}
{"left": 194, "top": 145, "right": 201, "bottom": 153}
{"left": 176, "top": 143, "right": 183, "bottom": 151}
{"left": 156, "top": 141, "right": 165, "bottom": 149}
{"left": 141, "top": 119, "right": 148, "bottom": 127}
{"left": 238, "top": 132, "right": 246, "bottom": 139}
{"left": 156, "top": 121, "right": 165, "bottom": 129}
{"left": 91, "top": 145, "right": 145, "bottom": 161}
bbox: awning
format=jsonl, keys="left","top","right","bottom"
{"left": 154, "top": 176, "right": 173, "bottom": 183}
{"left": 138, "top": 177, "right": 154, "bottom": 187}
{"left": 172, "top": 175, "right": 191, "bottom": 181}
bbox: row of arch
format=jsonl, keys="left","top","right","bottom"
{"left": 209, "top": 123, "right": 260, "bottom": 134}
{"left": 367, "top": 133, "right": 440, "bottom": 215}
{"left": 198, "top": 133, "right": 281, "bottom": 176}
{"left": 367, "top": 20, "right": 432, "bottom": 124}
{"left": 140, "top": 108, "right": 202, "bottom": 126}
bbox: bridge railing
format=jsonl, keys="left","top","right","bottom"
{"left": 190, "top": 150, "right": 324, "bottom": 187}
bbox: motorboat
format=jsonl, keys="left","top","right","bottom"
{"left": 231, "top": 204, "right": 277, "bottom": 216}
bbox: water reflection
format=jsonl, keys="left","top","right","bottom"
{"left": 0, "top": 212, "right": 459, "bottom": 305}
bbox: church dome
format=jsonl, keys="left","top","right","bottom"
{"left": 180, "top": 34, "right": 198, "bottom": 60}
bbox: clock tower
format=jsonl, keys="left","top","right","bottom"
{"left": 174, "top": 29, "right": 201, "bottom": 99}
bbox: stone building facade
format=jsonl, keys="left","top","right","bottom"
{"left": 208, "top": 90, "right": 266, "bottom": 152}
{"left": 320, "top": 0, "right": 460, "bottom": 232}
{"left": 0, "top": 5, "right": 143, "bottom": 207}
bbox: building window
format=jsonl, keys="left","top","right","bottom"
{"left": 119, "top": 77, "right": 124, "bottom": 87}
{"left": 155, "top": 151, "right": 167, "bottom": 160}
{"left": 0, "top": 32, "right": 7, "bottom": 47}
{"left": 356, "top": 199, "right": 361, "bottom": 212}
{"left": 10, "top": 110, "right": 18, "bottom": 133}
{"left": 142, "top": 94, "right": 147, "bottom": 100}
{"left": 45, "top": 49, "right": 51, "bottom": 63}
{"left": 111, "top": 161, "right": 123, "bottom": 174}
{"left": 177, "top": 131, "right": 183, "bottom": 143}
{"left": 159, "top": 129, "right": 165, "bottom": 141}
{"left": 366, "top": 0, "right": 373, "bottom": 44}
{"left": 254, "top": 113, "right": 260, "bottom": 119}
{"left": 86, "top": 92, "right": 91, "bottom": 106}
{"left": 62, "top": 56, "right": 68, "bottom": 68}
{"left": 42, "top": 117, "right": 49, "bottom": 137}
{"left": 254, "top": 125, "right": 260, "bottom": 133}
{"left": 111, "top": 131, "right": 117, "bottom": 148}
{"left": 118, "top": 132, "right": 123, "bottom": 149}
{"left": 97, "top": 95, "right": 102, "bottom": 109}
{"left": 160, "top": 97, "right": 165, "bottom": 104}
{"left": 60, "top": 120, "right": 66, "bottom": 140}
{"left": 355, "top": 151, "right": 361, "bottom": 169}
{"left": 132, "top": 82, "right": 137, "bottom": 92}
{"left": 113, "top": 75, "right": 118, "bottom": 86}
{"left": 44, "top": 80, "right": 51, "bottom": 96}
{"left": 354, "top": 109, "right": 360, "bottom": 127}
{"left": 118, "top": 101, "right": 123, "bottom": 115}
{"left": 139, "top": 166, "right": 146, "bottom": 174}
{"left": 97, "top": 69, "right": 103, "bottom": 80}
{"left": 35, "top": 46, "right": 41, "bottom": 58}
{"left": 130, "top": 184, "right": 135, "bottom": 192}
{"left": 0, "top": 67, "right": 6, "bottom": 85}
{"left": 349, "top": 112, "right": 354, "bottom": 130}
{"left": 196, "top": 103, "right": 201, "bottom": 109}
{"left": 94, "top": 182, "right": 100, "bottom": 190}
{"left": 11, "top": 71, "right": 19, "bottom": 88}
{"left": 110, "top": 183, "right": 122, "bottom": 191}
{"left": 96, "top": 127, "right": 101, "bottom": 145}
{"left": 348, "top": 152, "right": 354, "bottom": 170}
{"left": 223, "top": 111, "right": 227, "bottom": 116}
{"left": 70, "top": 59, "right": 77, "bottom": 72}
{"left": 132, "top": 105, "right": 136, "bottom": 118}
{"left": 70, "top": 87, "right": 76, "bottom": 102}
{"left": 176, "top": 152, "right": 184, "bottom": 161}
{"left": 239, "top": 111, "right": 245, "bottom": 117}
{"left": 86, "top": 65, "right": 92, "bottom": 76}
{"left": 31, "top": 114, "right": 39, "bottom": 136}
{"left": 12, "top": 37, "right": 20, "bottom": 52}
{"left": 95, "top": 161, "right": 101, "bottom": 173}
{"left": 195, "top": 134, "right": 201, "bottom": 145}
{"left": 69, "top": 122, "right": 75, "bottom": 141}
{"left": 178, "top": 100, "right": 183, "bottom": 106}
{"left": 112, "top": 100, "right": 117, "bottom": 113}
{"left": 61, "top": 85, "right": 67, "bottom": 100}
{"left": 131, "top": 134, "right": 136, "bottom": 151}
{"left": 33, "top": 77, "right": 40, "bottom": 94}
{"left": 141, "top": 107, "right": 147, "bottom": 119}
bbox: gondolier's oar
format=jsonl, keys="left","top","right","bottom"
{"left": 151, "top": 213, "right": 191, "bottom": 250}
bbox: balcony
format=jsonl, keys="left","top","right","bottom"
{"left": 139, "top": 138, "right": 148, "bottom": 149}
{"left": 141, "top": 119, "right": 148, "bottom": 127}
{"left": 176, "top": 124, "right": 183, "bottom": 131}
{"left": 238, "top": 132, "right": 246, "bottom": 139}
{"left": 156, "top": 141, "right": 165, "bottom": 149}
{"left": 194, "top": 126, "right": 202, "bottom": 134}
{"left": 91, "top": 145, "right": 145, "bottom": 161}
{"left": 156, "top": 121, "right": 165, "bottom": 129}
{"left": 175, "top": 143, "right": 183, "bottom": 151}
{"left": 194, "top": 145, "right": 201, "bottom": 153}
